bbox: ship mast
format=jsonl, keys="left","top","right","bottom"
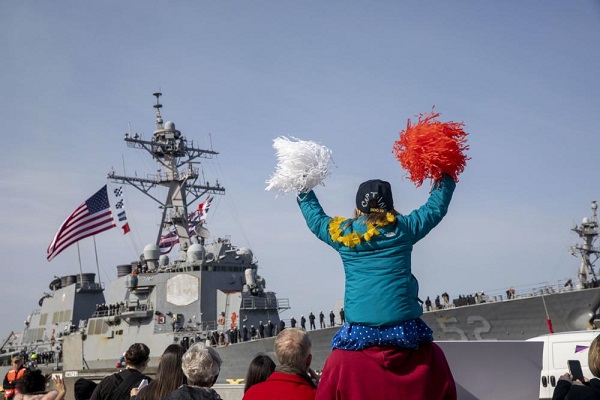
{"left": 108, "top": 92, "right": 225, "bottom": 250}
{"left": 570, "top": 201, "right": 600, "bottom": 288}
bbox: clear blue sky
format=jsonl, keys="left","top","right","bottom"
{"left": 2, "top": 1, "right": 600, "bottom": 340}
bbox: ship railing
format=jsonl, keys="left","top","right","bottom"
{"left": 467, "top": 280, "right": 581, "bottom": 304}
{"left": 424, "top": 278, "right": 588, "bottom": 312}
{"left": 200, "top": 321, "right": 218, "bottom": 331}
{"left": 164, "top": 320, "right": 219, "bottom": 334}
{"left": 277, "top": 298, "right": 291, "bottom": 310}
{"left": 92, "top": 301, "right": 154, "bottom": 318}
{"left": 240, "top": 297, "right": 291, "bottom": 311}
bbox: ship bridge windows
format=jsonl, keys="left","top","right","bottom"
{"left": 39, "top": 314, "right": 48, "bottom": 325}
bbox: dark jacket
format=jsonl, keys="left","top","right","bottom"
{"left": 553, "top": 378, "right": 600, "bottom": 400}
{"left": 90, "top": 369, "right": 150, "bottom": 400}
{"left": 163, "top": 385, "right": 221, "bottom": 400}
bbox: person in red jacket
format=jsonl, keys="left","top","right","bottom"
{"left": 243, "top": 328, "right": 317, "bottom": 400}
{"left": 3, "top": 355, "right": 27, "bottom": 400}
{"left": 316, "top": 343, "right": 456, "bottom": 400}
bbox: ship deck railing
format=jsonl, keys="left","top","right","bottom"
{"left": 91, "top": 302, "right": 154, "bottom": 318}
{"left": 424, "top": 278, "right": 596, "bottom": 312}
{"left": 240, "top": 297, "right": 290, "bottom": 311}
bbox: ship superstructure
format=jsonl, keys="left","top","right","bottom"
{"left": 570, "top": 201, "right": 599, "bottom": 288}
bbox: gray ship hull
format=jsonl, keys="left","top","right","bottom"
{"left": 423, "top": 287, "right": 600, "bottom": 341}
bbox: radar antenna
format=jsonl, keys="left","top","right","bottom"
{"left": 108, "top": 93, "right": 226, "bottom": 250}
{"left": 153, "top": 92, "right": 163, "bottom": 130}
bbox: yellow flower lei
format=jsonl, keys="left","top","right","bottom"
{"left": 328, "top": 213, "right": 395, "bottom": 248}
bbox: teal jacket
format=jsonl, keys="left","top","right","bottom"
{"left": 297, "top": 175, "right": 456, "bottom": 326}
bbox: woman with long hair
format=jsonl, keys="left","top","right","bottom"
{"left": 134, "top": 344, "right": 186, "bottom": 400}
{"left": 243, "top": 354, "right": 275, "bottom": 393}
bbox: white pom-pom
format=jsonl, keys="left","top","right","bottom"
{"left": 266, "top": 137, "right": 333, "bottom": 194}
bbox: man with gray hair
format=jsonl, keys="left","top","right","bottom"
{"left": 243, "top": 328, "right": 317, "bottom": 400}
{"left": 163, "top": 343, "right": 222, "bottom": 400}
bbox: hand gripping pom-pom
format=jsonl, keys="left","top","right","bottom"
{"left": 266, "top": 137, "right": 333, "bottom": 195}
{"left": 392, "top": 109, "right": 470, "bottom": 187}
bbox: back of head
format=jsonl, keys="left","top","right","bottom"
{"left": 139, "top": 344, "right": 186, "bottom": 400}
{"left": 274, "top": 328, "right": 312, "bottom": 370}
{"left": 355, "top": 179, "right": 394, "bottom": 213}
{"left": 16, "top": 369, "right": 46, "bottom": 394}
{"left": 589, "top": 334, "right": 600, "bottom": 377}
{"left": 181, "top": 343, "right": 222, "bottom": 387}
{"left": 125, "top": 343, "right": 150, "bottom": 369}
{"left": 244, "top": 354, "right": 276, "bottom": 393}
{"left": 74, "top": 378, "right": 98, "bottom": 400}
{"left": 157, "top": 344, "right": 185, "bottom": 375}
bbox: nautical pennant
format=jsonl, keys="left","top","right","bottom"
{"left": 112, "top": 186, "right": 130, "bottom": 235}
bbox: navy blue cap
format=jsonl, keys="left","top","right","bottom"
{"left": 355, "top": 180, "right": 394, "bottom": 213}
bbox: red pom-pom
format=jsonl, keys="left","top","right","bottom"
{"left": 392, "top": 108, "right": 470, "bottom": 187}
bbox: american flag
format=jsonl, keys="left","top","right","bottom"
{"left": 47, "top": 185, "right": 116, "bottom": 261}
{"left": 159, "top": 230, "right": 179, "bottom": 254}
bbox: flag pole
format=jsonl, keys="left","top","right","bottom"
{"left": 542, "top": 294, "right": 554, "bottom": 334}
{"left": 76, "top": 242, "right": 84, "bottom": 282}
{"left": 93, "top": 236, "right": 102, "bottom": 286}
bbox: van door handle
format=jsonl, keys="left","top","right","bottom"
{"left": 542, "top": 376, "right": 548, "bottom": 387}
{"left": 550, "top": 376, "right": 556, "bottom": 387}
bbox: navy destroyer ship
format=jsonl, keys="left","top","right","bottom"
{"left": 0, "top": 93, "right": 599, "bottom": 388}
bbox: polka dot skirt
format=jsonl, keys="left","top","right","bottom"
{"left": 331, "top": 318, "right": 433, "bottom": 351}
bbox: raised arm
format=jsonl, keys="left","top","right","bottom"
{"left": 402, "top": 175, "right": 456, "bottom": 243}
{"left": 297, "top": 191, "right": 335, "bottom": 246}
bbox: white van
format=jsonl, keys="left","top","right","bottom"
{"left": 527, "top": 330, "right": 600, "bottom": 399}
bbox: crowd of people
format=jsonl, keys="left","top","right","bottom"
{"left": 6, "top": 328, "right": 600, "bottom": 400}
{"left": 2, "top": 341, "right": 223, "bottom": 400}
{"left": 210, "top": 308, "right": 348, "bottom": 348}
